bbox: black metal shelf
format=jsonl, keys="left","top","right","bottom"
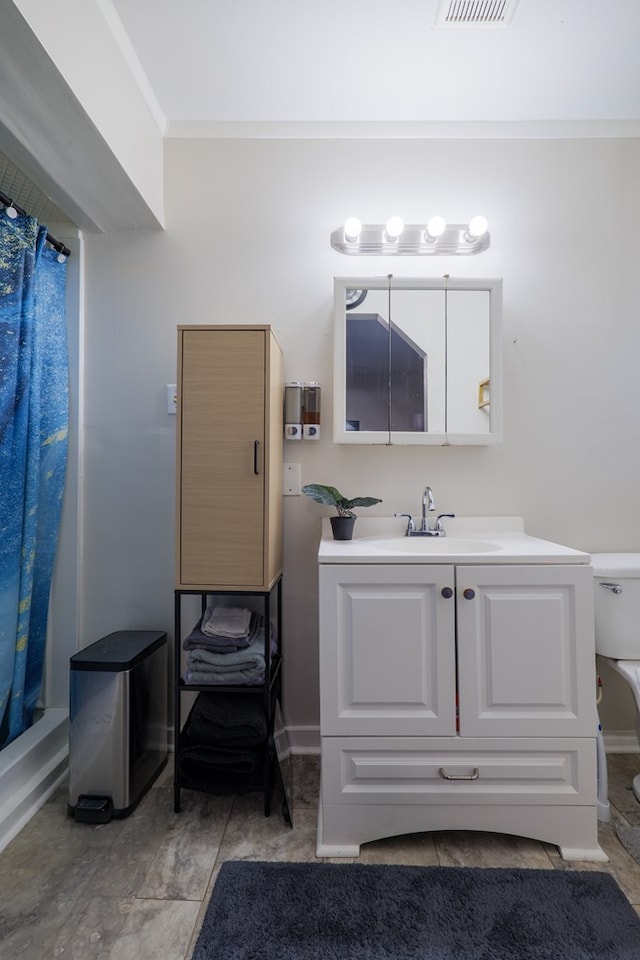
{"left": 173, "top": 576, "right": 288, "bottom": 820}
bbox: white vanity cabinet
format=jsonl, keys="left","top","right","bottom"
{"left": 317, "top": 554, "right": 604, "bottom": 861}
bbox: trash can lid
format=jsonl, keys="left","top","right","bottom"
{"left": 70, "top": 630, "right": 167, "bottom": 671}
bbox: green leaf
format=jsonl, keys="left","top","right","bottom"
{"left": 302, "top": 483, "right": 382, "bottom": 517}
{"left": 301, "top": 483, "right": 345, "bottom": 507}
{"left": 343, "top": 496, "right": 383, "bottom": 510}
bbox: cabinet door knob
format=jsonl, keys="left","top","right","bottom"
{"left": 463, "top": 588, "right": 475, "bottom": 600}
{"left": 441, "top": 587, "right": 453, "bottom": 599}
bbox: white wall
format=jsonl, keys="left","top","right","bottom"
{"left": 78, "top": 135, "right": 640, "bottom": 741}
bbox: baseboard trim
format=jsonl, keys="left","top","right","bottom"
{"left": 603, "top": 731, "right": 639, "bottom": 753}
{"left": 285, "top": 725, "right": 320, "bottom": 755}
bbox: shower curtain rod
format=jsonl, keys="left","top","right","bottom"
{"left": 0, "top": 190, "right": 71, "bottom": 258}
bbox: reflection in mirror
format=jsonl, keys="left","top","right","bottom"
{"left": 334, "top": 277, "right": 502, "bottom": 445}
{"left": 345, "top": 288, "right": 437, "bottom": 433}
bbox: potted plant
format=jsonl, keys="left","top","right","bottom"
{"left": 302, "top": 483, "right": 382, "bottom": 540}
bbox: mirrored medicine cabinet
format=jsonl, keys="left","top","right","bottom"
{"left": 333, "top": 276, "right": 502, "bottom": 445}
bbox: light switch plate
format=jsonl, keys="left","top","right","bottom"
{"left": 283, "top": 463, "right": 301, "bottom": 495}
{"left": 166, "top": 384, "right": 177, "bottom": 415}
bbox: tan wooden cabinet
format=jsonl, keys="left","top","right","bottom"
{"left": 175, "top": 325, "right": 283, "bottom": 591}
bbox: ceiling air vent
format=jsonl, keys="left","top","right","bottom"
{"left": 436, "top": 0, "right": 519, "bottom": 26}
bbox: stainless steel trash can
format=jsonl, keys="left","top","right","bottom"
{"left": 68, "top": 630, "right": 168, "bottom": 821}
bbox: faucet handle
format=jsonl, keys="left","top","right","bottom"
{"left": 435, "top": 513, "right": 455, "bottom": 533}
{"left": 394, "top": 512, "right": 415, "bottom": 534}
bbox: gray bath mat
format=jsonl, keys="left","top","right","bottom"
{"left": 192, "top": 860, "right": 640, "bottom": 959}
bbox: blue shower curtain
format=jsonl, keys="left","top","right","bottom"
{"left": 0, "top": 210, "right": 69, "bottom": 748}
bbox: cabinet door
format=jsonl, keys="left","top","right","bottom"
{"left": 319, "top": 564, "right": 456, "bottom": 736}
{"left": 178, "top": 328, "right": 265, "bottom": 587}
{"left": 456, "top": 565, "right": 596, "bottom": 737}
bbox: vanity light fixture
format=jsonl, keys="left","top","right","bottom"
{"left": 384, "top": 216, "right": 405, "bottom": 242}
{"left": 331, "top": 216, "right": 490, "bottom": 255}
{"left": 465, "top": 215, "right": 489, "bottom": 241}
{"left": 343, "top": 217, "right": 362, "bottom": 243}
{"left": 425, "top": 216, "right": 447, "bottom": 241}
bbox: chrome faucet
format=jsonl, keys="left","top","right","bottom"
{"left": 421, "top": 486, "right": 435, "bottom": 533}
{"left": 394, "top": 486, "right": 455, "bottom": 537}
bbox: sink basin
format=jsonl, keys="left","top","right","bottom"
{"left": 318, "top": 517, "right": 592, "bottom": 565}
{"left": 362, "top": 537, "right": 502, "bottom": 554}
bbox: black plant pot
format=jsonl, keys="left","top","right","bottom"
{"left": 330, "top": 516, "right": 356, "bottom": 541}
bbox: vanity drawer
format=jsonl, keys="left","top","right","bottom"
{"left": 321, "top": 736, "right": 596, "bottom": 806}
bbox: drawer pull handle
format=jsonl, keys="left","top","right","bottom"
{"left": 463, "top": 588, "right": 475, "bottom": 600}
{"left": 439, "top": 767, "right": 479, "bottom": 781}
{"left": 441, "top": 587, "right": 453, "bottom": 599}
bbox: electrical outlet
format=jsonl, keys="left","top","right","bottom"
{"left": 166, "top": 384, "right": 177, "bottom": 415}
{"left": 283, "top": 463, "right": 301, "bottom": 496}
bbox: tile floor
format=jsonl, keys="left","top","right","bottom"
{"left": 1, "top": 752, "right": 640, "bottom": 959}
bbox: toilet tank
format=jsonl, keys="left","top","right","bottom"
{"left": 592, "top": 553, "right": 640, "bottom": 659}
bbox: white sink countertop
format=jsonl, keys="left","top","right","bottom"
{"left": 317, "top": 516, "right": 591, "bottom": 564}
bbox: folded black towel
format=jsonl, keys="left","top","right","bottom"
{"left": 177, "top": 731, "right": 264, "bottom": 795}
{"left": 186, "top": 692, "right": 267, "bottom": 747}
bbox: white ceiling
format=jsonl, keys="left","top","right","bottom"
{"left": 111, "top": 0, "right": 640, "bottom": 129}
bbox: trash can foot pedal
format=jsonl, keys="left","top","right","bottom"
{"left": 74, "top": 795, "right": 113, "bottom": 824}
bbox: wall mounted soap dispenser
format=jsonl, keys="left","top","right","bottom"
{"left": 302, "top": 382, "right": 321, "bottom": 440}
{"left": 284, "top": 382, "right": 303, "bottom": 440}
{"left": 285, "top": 381, "right": 321, "bottom": 440}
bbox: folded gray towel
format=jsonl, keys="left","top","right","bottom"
{"left": 201, "top": 605, "right": 252, "bottom": 638}
{"left": 183, "top": 611, "right": 262, "bottom": 653}
{"left": 186, "top": 628, "right": 268, "bottom": 674}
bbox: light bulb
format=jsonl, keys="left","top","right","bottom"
{"left": 467, "top": 215, "right": 488, "bottom": 238}
{"left": 425, "top": 216, "right": 446, "bottom": 240}
{"left": 385, "top": 216, "right": 404, "bottom": 241}
{"left": 343, "top": 217, "right": 362, "bottom": 242}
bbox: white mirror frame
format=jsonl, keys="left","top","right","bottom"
{"left": 333, "top": 276, "right": 503, "bottom": 445}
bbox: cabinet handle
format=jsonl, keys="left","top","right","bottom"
{"left": 439, "top": 767, "right": 480, "bottom": 781}
{"left": 441, "top": 587, "right": 453, "bottom": 599}
{"left": 253, "top": 440, "right": 260, "bottom": 475}
{"left": 463, "top": 588, "right": 475, "bottom": 600}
